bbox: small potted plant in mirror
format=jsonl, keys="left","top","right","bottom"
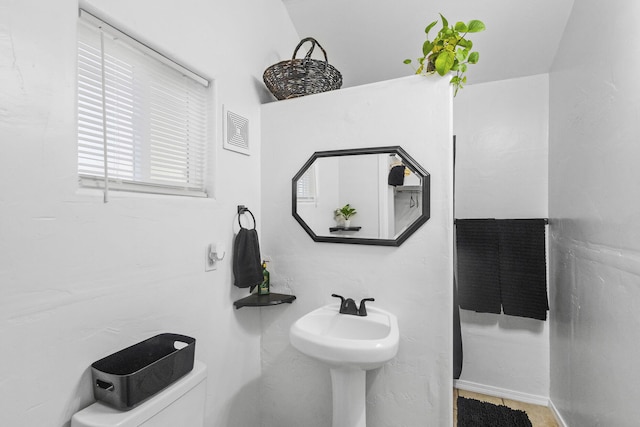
{"left": 334, "top": 204, "right": 357, "bottom": 228}
{"left": 404, "top": 14, "right": 486, "bottom": 96}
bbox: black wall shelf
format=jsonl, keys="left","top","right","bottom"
{"left": 329, "top": 226, "right": 362, "bottom": 232}
{"left": 233, "top": 292, "right": 297, "bottom": 309}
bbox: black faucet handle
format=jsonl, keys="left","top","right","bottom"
{"left": 358, "top": 298, "right": 375, "bottom": 316}
{"left": 331, "top": 294, "right": 345, "bottom": 305}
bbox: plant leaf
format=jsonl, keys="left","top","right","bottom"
{"left": 467, "top": 20, "right": 486, "bottom": 33}
{"left": 422, "top": 41, "right": 434, "bottom": 56}
{"left": 439, "top": 13, "right": 449, "bottom": 29}
{"left": 458, "top": 38, "right": 472, "bottom": 49}
{"left": 455, "top": 21, "right": 468, "bottom": 32}
{"left": 456, "top": 50, "right": 467, "bottom": 62}
{"left": 425, "top": 20, "right": 438, "bottom": 35}
{"left": 468, "top": 51, "right": 480, "bottom": 64}
{"left": 403, "top": 59, "right": 412, "bottom": 64}
{"left": 435, "top": 50, "right": 455, "bottom": 76}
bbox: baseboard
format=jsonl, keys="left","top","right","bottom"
{"left": 453, "top": 379, "right": 549, "bottom": 407}
{"left": 548, "top": 399, "right": 568, "bottom": 427}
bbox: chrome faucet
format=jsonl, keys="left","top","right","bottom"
{"left": 331, "top": 294, "right": 375, "bottom": 316}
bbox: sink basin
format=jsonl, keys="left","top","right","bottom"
{"left": 290, "top": 303, "right": 399, "bottom": 370}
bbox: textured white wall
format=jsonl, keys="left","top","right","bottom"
{"left": 0, "top": 1, "right": 297, "bottom": 426}
{"left": 260, "top": 76, "right": 454, "bottom": 427}
{"left": 453, "top": 74, "right": 550, "bottom": 403}
{"left": 549, "top": 1, "right": 640, "bottom": 425}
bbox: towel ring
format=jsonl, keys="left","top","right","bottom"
{"left": 237, "top": 205, "right": 256, "bottom": 230}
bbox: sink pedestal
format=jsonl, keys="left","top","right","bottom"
{"left": 330, "top": 367, "right": 367, "bottom": 427}
{"left": 289, "top": 303, "right": 399, "bottom": 427}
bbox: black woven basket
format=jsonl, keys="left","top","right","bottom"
{"left": 263, "top": 37, "right": 343, "bottom": 100}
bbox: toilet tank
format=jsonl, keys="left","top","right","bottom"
{"left": 72, "top": 361, "right": 207, "bottom": 427}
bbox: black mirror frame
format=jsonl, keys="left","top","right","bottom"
{"left": 292, "top": 146, "right": 430, "bottom": 246}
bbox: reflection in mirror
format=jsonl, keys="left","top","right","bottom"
{"left": 292, "top": 146, "right": 430, "bottom": 246}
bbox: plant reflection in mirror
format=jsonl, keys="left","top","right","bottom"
{"left": 335, "top": 204, "right": 357, "bottom": 221}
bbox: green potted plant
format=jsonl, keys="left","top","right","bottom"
{"left": 404, "top": 14, "right": 486, "bottom": 96}
{"left": 334, "top": 204, "right": 357, "bottom": 227}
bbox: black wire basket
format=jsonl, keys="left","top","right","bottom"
{"left": 263, "top": 37, "right": 343, "bottom": 100}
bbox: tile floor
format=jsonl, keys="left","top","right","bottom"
{"left": 453, "top": 388, "right": 559, "bottom": 427}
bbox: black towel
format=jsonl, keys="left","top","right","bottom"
{"left": 232, "top": 228, "right": 263, "bottom": 291}
{"left": 388, "top": 165, "right": 405, "bottom": 186}
{"left": 498, "top": 219, "right": 548, "bottom": 320}
{"left": 456, "top": 219, "right": 501, "bottom": 314}
{"left": 455, "top": 219, "right": 548, "bottom": 320}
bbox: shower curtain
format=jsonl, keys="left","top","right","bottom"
{"left": 453, "top": 135, "right": 463, "bottom": 379}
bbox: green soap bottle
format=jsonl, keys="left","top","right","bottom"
{"left": 258, "top": 260, "right": 270, "bottom": 295}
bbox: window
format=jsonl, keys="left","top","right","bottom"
{"left": 77, "top": 10, "right": 211, "bottom": 197}
{"left": 296, "top": 163, "right": 318, "bottom": 203}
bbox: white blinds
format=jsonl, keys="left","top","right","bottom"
{"left": 296, "top": 164, "right": 317, "bottom": 202}
{"left": 77, "top": 10, "right": 210, "bottom": 197}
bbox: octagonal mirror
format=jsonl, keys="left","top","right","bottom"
{"left": 292, "top": 146, "right": 430, "bottom": 246}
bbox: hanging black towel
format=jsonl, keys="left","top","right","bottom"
{"left": 388, "top": 165, "right": 405, "bottom": 186}
{"left": 233, "top": 227, "right": 263, "bottom": 291}
{"left": 455, "top": 219, "right": 501, "bottom": 314}
{"left": 498, "top": 219, "right": 548, "bottom": 320}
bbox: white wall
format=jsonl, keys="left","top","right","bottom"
{"left": 453, "top": 74, "right": 550, "bottom": 403}
{"left": 260, "top": 76, "right": 454, "bottom": 427}
{"left": 0, "top": 1, "right": 297, "bottom": 426}
{"left": 549, "top": 1, "right": 640, "bottom": 425}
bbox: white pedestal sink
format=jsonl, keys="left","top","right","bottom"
{"left": 289, "top": 303, "right": 399, "bottom": 427}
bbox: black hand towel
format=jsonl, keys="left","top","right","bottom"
{"left": 233, "top": 228, "right": 263, "bottom": 291}
{"left": 498, "top": 219, "right": 548, "bottom": 320}
{"left": 388, "top": 165, "right": 405, "bottom": 186}
{"left": 455, "top": 219, "right": 501, "bottom": 314}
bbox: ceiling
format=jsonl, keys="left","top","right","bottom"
{"left": 281, "top": 0, "right": 575, "bottom": 89}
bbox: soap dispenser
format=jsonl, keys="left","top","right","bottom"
{"left": 258, "top": 260, "right": 270, "bottom": 295}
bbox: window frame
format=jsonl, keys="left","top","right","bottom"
{"left": 296, "top": 163, "right": 318, "bottom": 204}
{"left": 77, "top": 9, "right": 212, "bottom": 198}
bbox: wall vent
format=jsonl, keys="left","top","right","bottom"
{"left": 223, "top": 107, "right": 250, "bottom": 155}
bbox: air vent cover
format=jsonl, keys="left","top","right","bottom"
{"left": 223, "top": 107, "right": 250, "bottom": 155}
